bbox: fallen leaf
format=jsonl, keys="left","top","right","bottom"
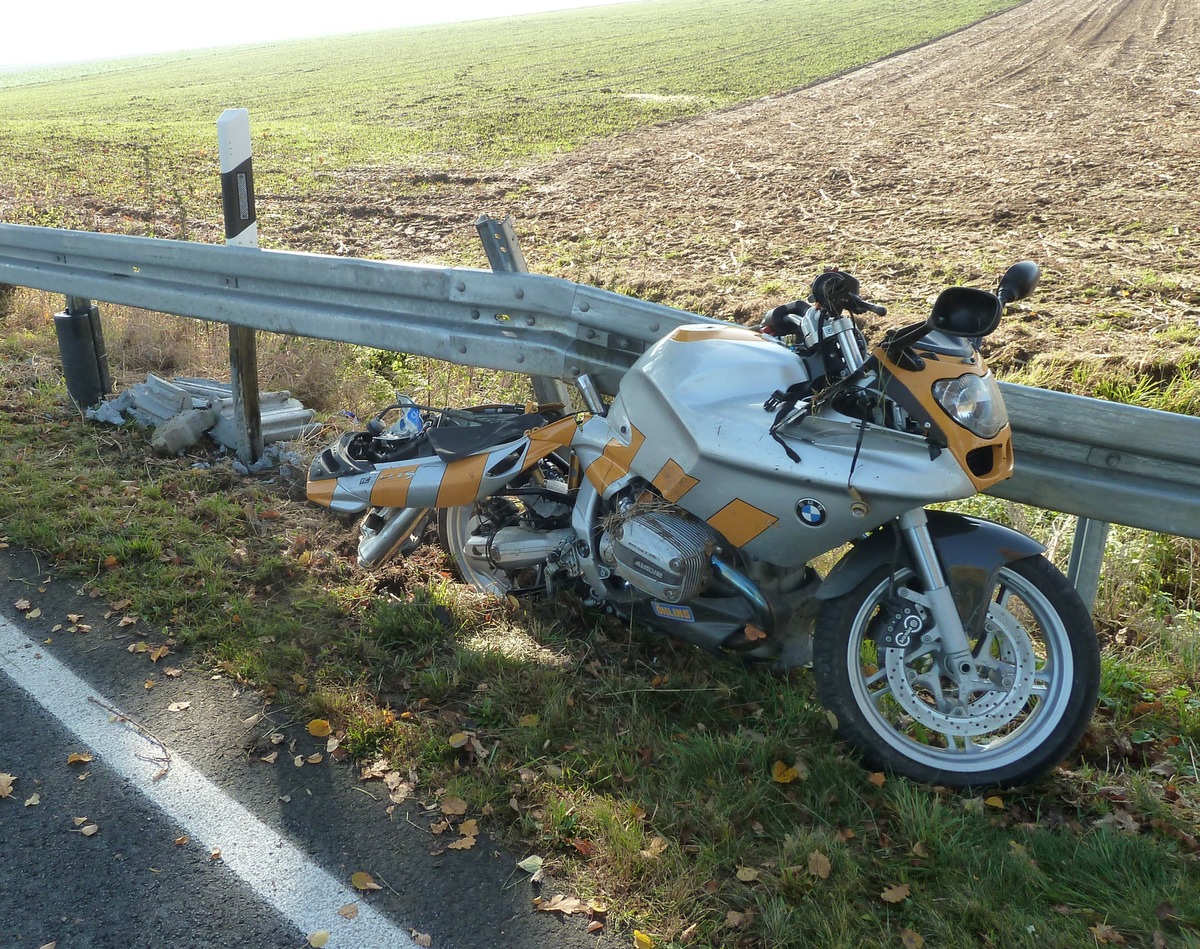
{"left": 308, "top": 932, "right": 330, "bottom": 948}
{"left": 725, "top": 911, "right": 746, "bottom": 928}
{"left": 307, "top": 719, "right": 332, "bottom": 738}
{"left": 824, "top": 710, "right": 839, "bottom": 730}
{"left": 900, "top": 929, "right": 925, "bottom": 949}
{"left": 174, "top": 835, "right": 189, "bottom": 846}
{"left": 430, "top": 820, "right": 451, "bottom": 835}
{"left": 80, "top": 824, "right": 99, "bottom": 837}
{"left": 0, "top": 773, "right": 15, "bottom": 799}
{"left": 338, "top": 903, "right": 359, "bottom": 920}
{"left": 73, "top": 817, "right": 88, "bottom": 826}
{"left": 110, "top": 598, "right": 131, "bottom": 611}
{"left": 67, "top": 752, "right": 93, "bottom": 765}
{"left": 518, "top": 714, "right": 540, "bottom": 727}
{"left": 210, "top": 848, "right": 221, "bottom": 860}
{"left": 1090, "top": 923, "right": 1126, "bottom": 944}
{"left": 641, "top": 836, "right": 668, "bottom": 859}
{"left": 13, "top": 598, "right": 31, "bottom": 611}
{"left": 25, "top": 607, "right": 42, "bottom": 619}
{"left": 633, "top": 931, "right": 655, "bottom": 949}
{"left": 103, "top": 555, "right": 118, "bottom": 569}
{"left": 459, "top": 819, "right": 479, "bottom": 837}
{"left": 306, "top": 753, "right": 324, "bottom": 765}
{"left": 25, "top": 793, "right": 40, "bottom": 807}
{"left": 448, "top": 731, "right": 470, "bottom": 749}
{"left": 880, "top": 883, "right": 911, "bottom": 903}
{"left": 772, "top": 760, "right": 800, "bottom": 784}
{"left": 119, "top": 615, "right": 138, "bottom": 628}
{"left": 868, "top": 772, "right": 886, "bottom": 788}
{"left": 447, "top": 835, "right": 476, "bottom": 850}
{"left": 260, "top": 751, "right": 279, "bottom": 764}
{"left": 587, "top": 920, "right": 604, "bottom": 934}
{"left": 144, "top": 679, "right": 155, "bottom": 690}
{"left": 984, "top": 795, "right": 1005, "bottom": 809}
{"left": 440, "top": 796, "right": 468, "bottom": 816}
{"left": 735, "top": 866, "right": 760, "bottom": 882}
{"left": 167, "top": 702, "right": 191, "bottom": 713}
{"left": 517, "top": 855, "right": 544, "bottom": 875}
{"left": 351, "top": 871, "right": 383, "bottom": 891}
{"left": 538, "top": 894, "right": 586, "bottom": 915}
{"left": 411, "top": 932, "right": 432, "bottom": 948}
{"left": 808, "top": 851, "right": 831, "bottom": 879}
{"left": 744, "top": 624, "right": 767, "bottom": 641}
{"left": 149, "top": 645, "right": 169, "bottom": 662}
{"left": 164, "top": 667, "right": 183, "bottom": 678}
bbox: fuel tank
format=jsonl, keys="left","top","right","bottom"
{"left": 601, "top": 324, "right": 976, "bottom": 566}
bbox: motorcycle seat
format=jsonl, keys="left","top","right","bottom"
{"left": 426, "top": 413, "right": 547, "bottom": 461}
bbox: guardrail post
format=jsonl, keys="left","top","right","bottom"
{"left": 217, "top": 108, "right": 264, "bottom": 464}
{"left": 1066, "top": 516, "right": 1110, "bottom": 613}
{"left": 476, "top": 215, "right": 573, "bottom": 409}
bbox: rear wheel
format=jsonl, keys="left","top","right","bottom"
{"left": 812, "top": 555, "right": 1099, "bottom": 788}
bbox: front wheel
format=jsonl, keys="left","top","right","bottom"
{"left": 812, "top": 555, "right": 1099, "bottom": 788}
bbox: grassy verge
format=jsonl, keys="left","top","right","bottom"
{"left": 2, "top": 292, "right": 1198, "bottom": 948}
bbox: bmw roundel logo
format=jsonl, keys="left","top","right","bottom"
{"left": 796, "top": 498, "right": 827, "bottom": 527}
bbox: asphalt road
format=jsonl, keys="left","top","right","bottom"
{"left": 0, "top": 543, "right": 604, "bottom": 949}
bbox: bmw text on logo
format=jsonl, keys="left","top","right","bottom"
{"left": 796, "top": 498, "right": 827, "bottom": 527}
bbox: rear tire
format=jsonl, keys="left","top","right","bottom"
{"left": 812, "top": 555, "right": 1099, "bottom": 788}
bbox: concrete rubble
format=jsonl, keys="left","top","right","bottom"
{"left": 86, "top": 373, "right": 321, "bottom": 455}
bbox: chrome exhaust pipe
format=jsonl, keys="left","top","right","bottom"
{"left": 357, "top": 507, "right": 430, "bottom": 568}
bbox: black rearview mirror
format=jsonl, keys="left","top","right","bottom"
{"left": 928, "top": 287, "right": 1003, "bottom": 338}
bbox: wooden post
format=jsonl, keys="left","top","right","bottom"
{"left": 217, "top": 108, "right": 264, "bottom": 464}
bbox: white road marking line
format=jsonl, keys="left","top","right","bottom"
{"left": 0, "top": 618, "right": 418, "bottom": 949}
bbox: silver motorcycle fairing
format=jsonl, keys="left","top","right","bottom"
{"left": 599, "top": 325, "right": 979, "bottom": 567}
{"left": 817, "top": 510, "right": 1046, "bottom": 636}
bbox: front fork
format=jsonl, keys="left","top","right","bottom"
{"left": 896, "top": 508, "right": 984, "bottom": 690}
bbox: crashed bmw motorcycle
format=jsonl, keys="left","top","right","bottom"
{"left": 308, "top": 262, "right": 1100, "bottom": 788}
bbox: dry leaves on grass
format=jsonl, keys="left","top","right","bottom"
{"left": 808, "top": 851, "right": 832, "bottom": 879}
{"left": 880, "top": 882, "right": 911, "bottom": 903}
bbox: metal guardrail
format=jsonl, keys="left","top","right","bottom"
{"left": 2, "top": 221, "right": 1198, "bottom": 606}
{"left": 0, "top": 222, "right": 699, "bottom": 398}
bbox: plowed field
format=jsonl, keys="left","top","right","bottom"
{"left": 309, "top": 0, "right": 1199, "bottom": 389}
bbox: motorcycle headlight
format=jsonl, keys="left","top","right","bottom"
{"left": 932, "top": 372, "right": 1008, "bottom": 439}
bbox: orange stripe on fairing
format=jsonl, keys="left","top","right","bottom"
{"left": 585, "top": 426, "right": 645, "bottom": 493}
{"left": 436, "top": 453, "right": 489, "bottom": 508}
{"left": 306, "top": 476, "right": 337, "bottom": 508}
{"left": 525, "top": 416, "right": 582, "bottom": 465}
{"left": 370, "top": 464, "right": 421, "bottom": 507}
{"left": 670, "top": 325, "right": 763, "bottom": 344}
{"left": 707, "top": 499, "right": 778, "bottom": 547}
{"left": 651, "top": 459, "right": 699, "bottom": 503}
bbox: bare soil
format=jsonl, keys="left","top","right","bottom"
{"left": 304, "top": 0, "right": 1200, "bottom": 386}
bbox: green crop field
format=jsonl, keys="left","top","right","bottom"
{"left": 0, "top": 0, "right": 1019, "bottom": 235}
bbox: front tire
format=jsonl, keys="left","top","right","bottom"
{"left": 812, "top": 555, "right": 1099, "bottom": 788}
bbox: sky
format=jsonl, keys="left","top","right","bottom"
{"left": 1, "top": 0, "right": 644, "bottom": 70}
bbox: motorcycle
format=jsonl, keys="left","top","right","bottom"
{"left": 307, "top": 262, "right": 1100, "bottom": 788}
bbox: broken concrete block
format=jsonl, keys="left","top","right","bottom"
{"left": 151, "top": 406, "right": 219, "bottom": 456}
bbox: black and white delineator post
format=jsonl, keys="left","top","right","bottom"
{"left": 217, "top": 108, "right": 264, "bottom": 464}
